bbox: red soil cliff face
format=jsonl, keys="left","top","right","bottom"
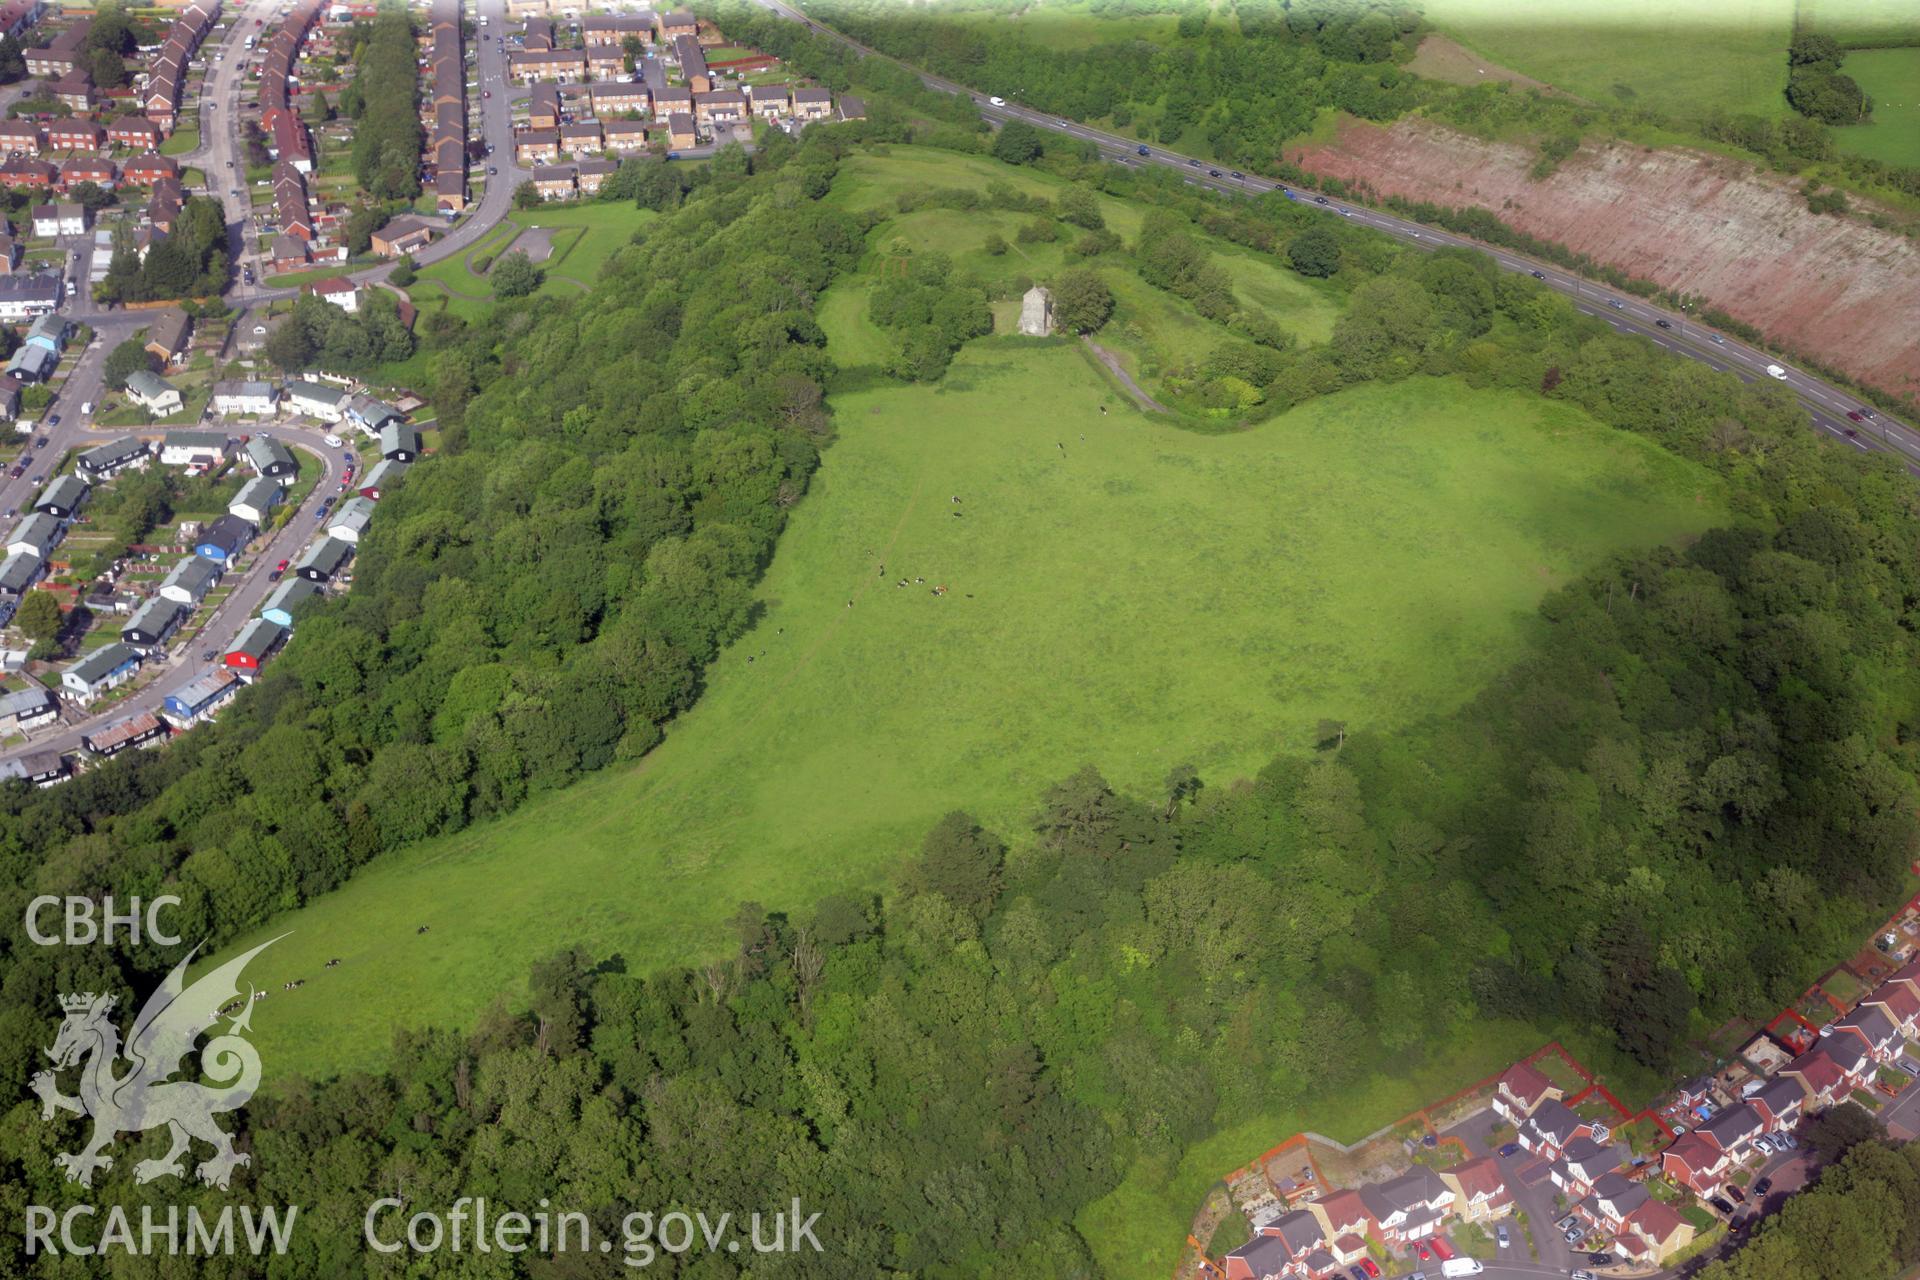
{"left": 1291, "top": 117, "right": 1920, "bottom": 401}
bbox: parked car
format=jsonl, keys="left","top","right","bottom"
{"left": 33, "top": 436, "right": 46, "bottom": 447}
{"left": 1496, "top": 1225, "right": 1509, "bottom": 1250}
{"left": 1753, "top": 1134, "right": 1775, "bottom": 1156}
{"left": 1777, "top": 1132, "right": 1797, "bottom": 1149}
{"left": 1428, "top": 1237, "right": 1454, "bottom": 1261}
{"left": 1726, "top": 1184, "right": 1746, "bottom": 1203}
{"left": 1586, "top": 1253, "right": 1613, "bottom": 1265}
{"left": 267, "top": 567, "right": 283, "bottom": 582}
{"left": 275, "top": 559, "right": 290, "bottom": 575}
{"left": 1554, "top": 1216, "right": 1578, "bottom": 1233}
{"left": 1897, "top": 1058, "right": 1920, "bottom": 1077}
{"left": 1415, "top": 1243, "right": 1432, "bottom": 1261}
{"left": 1350, "top": 1267, "right": 1370, "bottom": 1280}
{"left": 1498, "top": 1142, "right": 1521, "bottom": 1157}
{"left": 488, "top": 165, "right": 497, "bottom": 175}
{"left": 1359, "top": 1261, "right": 1379, "bottom": 1277}
{"left": 1563, "top": 1227, "right": 1584, "bottom": 1244}
{"left": 1572, "top": 1271, "right": 1596, "bottom": 1280}
{"left": 46, "top": 413, "right": 57, "bottom": 426}
{"left": 1709, "top": 1197, "right": 1736, "bottom": 1216}
{"left": 1753, "top": 1177, "right": 1772, "bottom": 1197}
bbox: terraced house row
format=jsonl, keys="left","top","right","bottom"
{"left": 142, "top": 1, "right": 221, "bottom": 135}
{"left": 260, "top": 0, "right": 324, "bottom": 271}
{"left": 426, "top": 0, "right": 467, "bottom": 213}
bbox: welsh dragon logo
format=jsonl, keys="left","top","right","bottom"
{"left": 29, "top": 937, "right": 283, "bottom": 1191}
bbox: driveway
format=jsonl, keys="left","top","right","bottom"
{"left": 1440, "top": 1110, "right": 1578, "bottom": 1274}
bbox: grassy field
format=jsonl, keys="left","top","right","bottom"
{"left": 217, "top": 316, "right": 1722, "bottom": 1075}
{"left": 409, "top": 202, "right": 653, "bottom": 322}
{"left": 1796, "top": 0, "right": 1920, "bottom": 45}
{"left": 1831, "top": 47, "right": 1920, "bottom": 166}
{"left": 1422, "top": 0, "right": 1797, "bottom": 119}
{"left": 830, "top": 147, "right": 1346, "bottom": 367}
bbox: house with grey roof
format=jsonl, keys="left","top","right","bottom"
{"left": 283, "top": 379, "right": 346, "bottom": 422}
{"left": 0, "top": 549, "right": 42, "bottom": 597}
{"left": 358, "top": 456, "right": 408, "bottom": 500}
{"left": 244, "top": 435, "right": 297, "bottom": 478}
{"left": 0, "top": 685, "right": 58, "bottom": 731}
{"left": 158, "top": 429, "right": 230, "bottom": 468}
{"left": 61, "top": 642, "right": 142, "bottom": 705}
{"left": 126, "top": 369, "right": 184, "bottom": 417}
{"left": 121, "top": 595, "right": 186, "bottom": 649}
{"left": 158, "top": 554, "right": 220, "bottom": 605}
{"left": 77, "top": 435, "right": 152, "bottom": 478}
{"left": 260, "top": 576, "right": 320, "bottom": 627}
{"left": 6, "top": 511, "right": 62, "bottom": 559}
{"left": 295, "top": 536, "right": 351, "bottom": 583}
{"left": 212, "top": 379, "right": 277, "bottom": 417}
{"left": 327, "top": 496, "right": 374, "bottom": 545}
{"left": 32, "top": 473, "right": 88, "bottom": 520}
{"left": 229, "top": 475, "right": 283, "bottom": 525}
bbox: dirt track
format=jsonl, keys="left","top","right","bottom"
{"left": 1292, "top": 117, "right": 1920, "bottom": 401}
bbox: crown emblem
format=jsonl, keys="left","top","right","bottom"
{"left": 59, "top": 992, "right": 112, "bottom": 1013}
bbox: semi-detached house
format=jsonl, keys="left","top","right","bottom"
{"left": 1358, "top": 1168, "right": 1452, "bottom": 1247}
{"left": 1518, "top": 1098, "right": 1605, "bottom": 1161}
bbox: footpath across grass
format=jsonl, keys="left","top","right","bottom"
{"left": 217, "top": 328, "right": 1723, "bottom": 1077}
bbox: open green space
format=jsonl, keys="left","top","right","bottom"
{"left": 409, "top": 202, "right": 653, "bottom": 322}
{"left": 829, "top": 146, "right": 1344, "bottom": 371}
{"left": 1830, "top": 47, "right": 1920, "bottom": 167}
{"left": 1796, "top": 0, "right": 1920, "bottom": 45}
{"left": 160, "top": 122, "right": 200, "bottom": 156}
{"left": 1422, "top": 0, "right": 1796, "bottom": 119}
{"left": 223, "top": 311, "right": 1722, "bottom": 1074}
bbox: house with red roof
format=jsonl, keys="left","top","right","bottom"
{"left": 1781, "top": 1039, "right": 1871, "bottom": 1112}
{"left": 58, "top": 159, "right": 114, "bottom": 191}
{"left": 1440, "top": 1156, "right": 1512, "bottom": 1223}
{"left": 1305, "top": 1188, "right": 1373, "bottom": 1250}
{"left": 1613, "top": 1200, "right": 1694, "bottom": 1267}
{"left": 123, "top": 153, "right": 177, "bottom": 186}
{"left": 108, "top": 117, "right": 163, "bottom": 151}
{"left": 1659, "top": 1131, "right": 1729, "bottom": 1198}
{"left": 1695, "top": 1102, "right": 1765, "bottom": 1164}
{"left": 1492, "top": 1060, "right": 1562, "bottom": 1126}
{"left": 47, "top": 120, "right": 101, "bottom": 151}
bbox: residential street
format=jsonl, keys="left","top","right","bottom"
{"left": 0, "top": 0, "right": 529, "bottom": 761}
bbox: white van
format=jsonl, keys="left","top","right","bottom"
{"left": 323, "top": 433, "right": 343, "bottom": 448}
{"left": 79, "top": 401, "right": 93, "bottom": 416}
{"left": 1765, "top": 364, "right": 1788, "bottom": 380}
{"left": 1441, "top": 1261, "right": 1483, "bottom": 1278}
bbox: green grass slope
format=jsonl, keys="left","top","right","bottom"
{"left": 223, "top": 319, "right": 1723, "bottom": 1074}
{"left": 1422, "top": 0, "right": 1796, "bottom": 119}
